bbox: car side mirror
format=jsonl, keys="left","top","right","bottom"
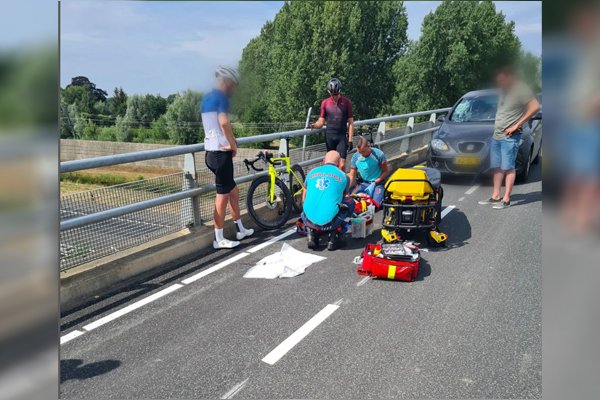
{"left": 436, "top": 115, "right": 446, "bottom": 122}
{"left": 531, "top": 111, "right": 542, "bottom": 120}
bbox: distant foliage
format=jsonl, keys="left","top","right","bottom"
{"left": 235, "top": 1, "right": 409, "bottom": 123}
{"left": 164, "top": 90, "right": 203, "bottom": 145}
{"left": 393, "top": 1, "right": 521, "bottom": 113}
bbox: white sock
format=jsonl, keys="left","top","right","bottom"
{"left": 234, "top": 219, "right": 246, "bottom": 233}
{"left": 215, "top": 228, "right": 224, "bottom": 242}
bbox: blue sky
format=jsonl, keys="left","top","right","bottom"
{"left": 60, "top": 1, "right": 541, "bottom": 96}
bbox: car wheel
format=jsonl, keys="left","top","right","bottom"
{"left": 517, "top": 150, "right": 531, "bottom": 183}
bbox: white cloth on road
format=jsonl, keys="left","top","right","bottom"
{"left": 243, "top": 243, "right": 326, "bottom": 279}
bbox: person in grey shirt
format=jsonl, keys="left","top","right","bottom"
{"left": 479, "top": 65, "right": 540, "bottom": 209}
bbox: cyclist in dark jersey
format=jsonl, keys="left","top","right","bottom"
{"left": 311, "top": 78, "right": 354, "bottom": 170}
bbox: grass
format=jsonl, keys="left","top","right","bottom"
{"left": 60, "top": 172, "right": 141, "bottom": 186}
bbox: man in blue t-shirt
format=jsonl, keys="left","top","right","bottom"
{"left": 349, "top": 136, "right": 389, "bottom": 207}
{"left": 201, "top": 65, "right": 253, "bottom": 249}
{"left": 302, "top": 151, "right": 354, "bottom": 250}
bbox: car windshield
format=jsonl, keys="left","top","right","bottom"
{"left": 449, "top": 95, "right": 498, "bottom": 122}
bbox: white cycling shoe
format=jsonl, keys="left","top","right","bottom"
{"left": 236, "top": 228, "right": 254, "bottom": 240}
{"left": 213, "top": 238, "right": 240, "bottom": 249}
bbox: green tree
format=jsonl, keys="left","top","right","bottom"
{"left": 164, "top": 90, "right": 203, "bottom": 144}
{"left": 144, "top": 94, "right": 168, "bottom": 121}
{"left": 115, "top": 115, "right": 132, "bottom": 142}
{"left": 519, "top": 51, "right": 541, "bottom": 94}
{"left": 235, "top": 1, "right": 408, "bottom": 123}
{"left": 109, "top": 87, "right": 128, "bottom": 117}
{"left": 122, "top": 94, "right": 153, "bottom": 128}
{"left": 392, "top": 1, "right": 521, "bottom": 113}
{"left": 66, "top": 76, "right": 108, "bottom": 103}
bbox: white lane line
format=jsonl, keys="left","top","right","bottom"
{"left": 262, "top": 303, "right": 340, "bottom": 365}
{"left": 182, "top": 252, "right": 250, "bottom": 285}
{"left": 441, "top": 205, "right": 456, "bottom": 219}
{"left": 356, "top": 276, "right": 371, "bottom": 287}
{"left": 221, "top": 378, "right": 249, "bottom": 399}
{"left": 465, "top": 184, "right": 480, "bottom": 195}
{"left": 458, "top": 196, "right": 465, "bottom": 202}
{"left": 247, "top": 229, "right": 296, "bottom": 254}
{"left": 82, "top": 284, "right": 183, "bottom": 332}
{"left": 60, "top": 330, "right": 85, "bottom": 345}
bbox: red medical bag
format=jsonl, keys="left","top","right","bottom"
{"left": 357, "top": 243, "right": 420, "bottom": 282}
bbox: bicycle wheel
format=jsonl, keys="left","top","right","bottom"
{"left": 289, "top": 164, "right": 306, "bottom": 213}
{"left": 246, "top": 175, "right": 293, "bottom": 230}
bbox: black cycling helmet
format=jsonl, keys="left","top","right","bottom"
{"left": 327, "top": 78, "right": 342, "bottom": 94}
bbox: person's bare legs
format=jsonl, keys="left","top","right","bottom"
{"left": 503, "top": 169, "right": 516, "bottom": 202}
{"left": 228, "top": 185, "right": 241, "bottom": 220}
{"left": 214, "top": 193, "right": 229, "bottom": 229}
{"left": 492, "top": 169, "right": 504, "bottom": 200}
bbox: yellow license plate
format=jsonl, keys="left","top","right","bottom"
{"left": 455, "top": 156, "right": 480, "bottom": 166}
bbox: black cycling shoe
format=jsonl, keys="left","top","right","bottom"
{"left": 327, "top": 232, "right": 338, "bottom": 251}
{"left": 307, "top": 230, "right": 318, "bottom": 250}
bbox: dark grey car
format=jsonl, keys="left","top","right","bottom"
{"left": 428, "top": 89, "right": 542, "bottom": 182}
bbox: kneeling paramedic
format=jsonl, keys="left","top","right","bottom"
{"left": 302, "top": 151, "right": 354, "bottom": 251}
{"left": 349, "top": 136, "right": 389, "bottom": 207}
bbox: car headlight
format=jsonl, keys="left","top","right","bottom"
{"left": 431, "top": 139, "right": 449, "bottom": 152}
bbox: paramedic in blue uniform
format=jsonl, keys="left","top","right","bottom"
{"left": 348, "top": 136, "right": 389, "bottom": 207}
{"left": 302, "top": 151, "right": 355, "bottom": 251}
{"left": 201, "top": 65, "right": 253, "bottom": 249}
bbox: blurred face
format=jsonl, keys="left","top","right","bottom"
{"left": 495, "top": 71, "right": 514, "bottom": 90}
{"left": 329, "top": 91, "right": 341, "bottom": 101}
{"left": 224, "top": 80, "right": 237, "bottom": 95}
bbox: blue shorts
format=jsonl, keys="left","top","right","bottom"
{"left": 490, "top": 134, "right": 521, "bottom": 171}
{"left": 352, "top": 182, "right": 384, "bottom": 206}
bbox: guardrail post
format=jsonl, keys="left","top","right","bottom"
{"left": 429, "top": 113, "right": 437, "bottom": 126}
{"left": 182, "top": 152, "right": 201, "bottom": 228}
{"left": 376, "top": 121, "right": 386, "bottom": 144}
{"left": 401, "top": 117, "right": 414, "bottom": 153}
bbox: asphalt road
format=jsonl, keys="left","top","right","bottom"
{"left": 60, "top": 164, "right": 542, "bottom": 399}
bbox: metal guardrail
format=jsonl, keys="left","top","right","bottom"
{"left": 59, "top": 107, "right": 450, "bottom": 270}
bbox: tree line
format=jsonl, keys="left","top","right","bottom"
{"left": 60, "top": 1, "right": 541, "bottom": 145}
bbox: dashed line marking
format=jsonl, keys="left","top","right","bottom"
{"left": 60, "top": 228, "right": 299, "bottom": 345}
{"left": 441, "top": 205, "right": 456, "bottom": 219}
{"left": 356, "top": 276, "right": 371, "bottom": 287}
{"left": 262, "top": 303, "right": 340, "bottom": 365}
{"left": 60, "top": 330, "right": 85, "bottom": 345}
{"left": 82, "top": 284, "right": 183, "bottom": 332}
{"left": 465, "top": 184, "right": 480, "bottom": 195}
{"left": 458, "top": 196, "right": 465, "bottom": 202}
{"left": 246, "top": 229, "right": 296, "bottom": 253}
{"left": 221, "top": 378, "right": 249, "bottom": 399}
{"left": 181, "top": 252, "right": 250, "bottom": 285}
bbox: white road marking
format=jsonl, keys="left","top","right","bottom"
{"left": 221, "top": 378, "right": 249, "bottom": 399}
{"left": 181, "top": 252, "right": 250, "bottom": 284}
{"left": 356, "top": 276, "right": 371, "bottom": 287}
{"left": 465, "top": 184, "right": 480, "bottom": 195}
{"left": 458, "top": 196, "right": 465, "bottom": 202}
{"left": 262, "top": 303, "right": 340, "bottom": 365}
{"left": 441, "top": 205, "right": 456, "bottom": 219}
{"left": 60, "top": 330, "right": 85, "bottom": 345}
{"left": 82, "top": 284, "right": 183, "bottom": 331}
{"left": 246, "top": 229, "right": 296, "bottom": 253}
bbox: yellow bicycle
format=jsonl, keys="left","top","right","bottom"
{"left": 244, "top": 151, "right": 306, "bottom": 230}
